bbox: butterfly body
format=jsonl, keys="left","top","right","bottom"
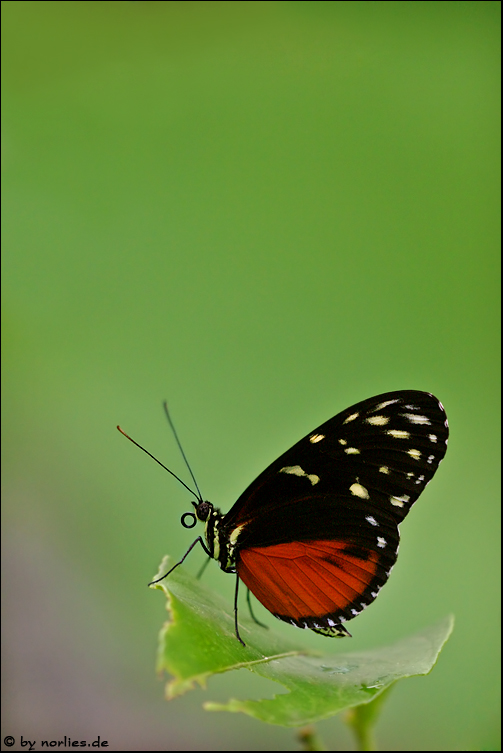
{"left": 192, "top": 390, "right": 448, "bottom": 638}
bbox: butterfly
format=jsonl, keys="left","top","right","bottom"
{"left": 119, "top": 390, "right": 448, "bottom": 645}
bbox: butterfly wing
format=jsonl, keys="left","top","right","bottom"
{"left": 236, "top": 495, "right": 399, "bottom": 635}
{"left": 221, "top": 390, "right": 448, "bottom": 635}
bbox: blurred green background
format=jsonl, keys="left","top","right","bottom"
{"left": 2, "top": 1, "right": 500, "bottom": 750}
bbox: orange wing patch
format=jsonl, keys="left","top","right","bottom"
{"left": 237, "top": 540, "right": 380, "bottom": 621}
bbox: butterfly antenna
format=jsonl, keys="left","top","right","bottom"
{"left": 117, "top": 426, "right": 199, "bottom": 499}
{"left": 163, "top": 401, "right": 203, "bottom": 502}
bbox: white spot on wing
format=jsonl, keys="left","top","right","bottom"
{"left": 408, "top": 449, "right": 421, "bottom": 460}
{"left": 390, "top": 494, "right": 410, "bottom": 507}
{"left": 379, "top": 466, "right": 390, "bottom": 474}
{"left": 429, "top": 434, "right": 437, "bottom": 443}
{"left": 343, "top": 412, "right": 359, "bottom": 424}
{"left": 280, "top": 465, "right": 320, "bottom": 485}
{"left": 365, "top": 515, "right": 378, "bottom": 526}
{"left": 280, "top": 465, "right": 304, "bottom": 477}
{"left": 338, "top": 438, "right": 347, "bottom": 445}
{"left": 228, "top": 523, "right": 246, "bottom": 545}
{"left": 377, "top": 537, "right": 387, "bottom": 548}
{"left": 387, "top": 429, "right": 410, "bottom": 439}
{"left": 366, "top": 415, "right": 390, "bottom": 426}
{"left": 373, "top": 399, "right": 399, "bottom": 411}
{"left": 350, "top": 482, "right": 369, "bottom": 499}
{"left": 310, "top": 433, "right": 325, "bottom": 443}
{"left": 401, "top": 413, "right": 431, "bottom": 425}
{"left": 344, "top": 447, "right": 360, "bottom": 454}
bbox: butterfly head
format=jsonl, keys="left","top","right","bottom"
{"left": 182, "top": 499, "right": 224, "bottom": 563}
{"left": 192, "top": 499, "right": 212, "bottom": 521}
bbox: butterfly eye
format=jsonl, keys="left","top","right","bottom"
{"left": 181, "top": 512, "right": 197, "bottom": 529}
{"left": 195, "top": 500, "right": 212, "bottom": 521}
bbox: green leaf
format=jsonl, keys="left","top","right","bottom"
{"left": 152, "top": 556, "right": 454, "bottom": 727}
{"left": 343, "top": 684, "right": 396, "bottom": 751}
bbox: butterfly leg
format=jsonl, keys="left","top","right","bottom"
{"left": 234, "top": 574, "right": 246, "bottom": 646}
{"left": 148, "top": 536, "right": 211, "bottom": 586}
{"left": 246, "top": 588, "right": 269, "bottom": 629}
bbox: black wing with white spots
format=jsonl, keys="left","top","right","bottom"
{"left": 219, "top": 391, "right": 448, "bottom": 635}
{"left": 222, "top": 390, "right": 448, "bottom": 538}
